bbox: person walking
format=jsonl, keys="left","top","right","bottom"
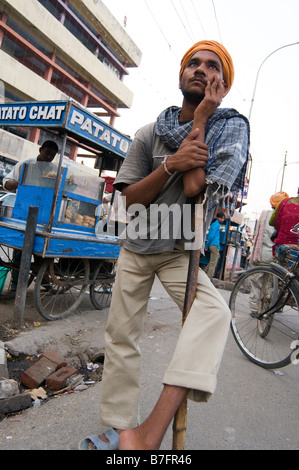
{"left": 204, "top": 211, "right": 225, "bottom": 280}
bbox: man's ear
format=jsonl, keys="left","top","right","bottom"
{"left": 222, "top": 82, "right": 229, "bottom": 98}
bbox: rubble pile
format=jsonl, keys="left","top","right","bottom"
{"left": 0, "top": 341, "right": 104, "bottom": 420}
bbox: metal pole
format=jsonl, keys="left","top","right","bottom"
{"left": 229, "top": 241, "right": 240, "bottom": 282}
{"left": 280, "top": 151, "right": 288, "bottom": 191}
{"left": 46, "top": 131, "right": 67, "bottom": 232}
{"left": 13, "top": 206, "right": 39, "bottom": 329}
{"left": 248, "top": 42, "right": 299, "bottom": 121}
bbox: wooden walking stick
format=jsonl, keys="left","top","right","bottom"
{"left": 171, "top": 70, "right": 226, "bottom": 448}
{"left": 172, "top": 192, "right": 204, "bottom": 450}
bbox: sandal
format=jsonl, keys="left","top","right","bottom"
{"left": 79, "top": 428, "right": 119, "bottom": 450}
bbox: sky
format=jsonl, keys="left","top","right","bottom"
{"left": 101, "top": 0, "right": 299, "bottom": 223}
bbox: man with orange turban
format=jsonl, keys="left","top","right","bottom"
{"left": 80, "top": 41, "right": 250, "bottom": 451}
{"left": 179, "top": 39, "right": 234, "bottom": 92}
{"left": 270, "top": 191, "right": 289, "bottom": 208}
{"left": 270, "top": 188, "right": 299, "bottom": 257}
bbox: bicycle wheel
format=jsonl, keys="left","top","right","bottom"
{"left": 0, "top": 245, "right": 35, "bottom": 293}
{"left": 35, "top": 257, "right": 89, "bottom": 320}
{"left": 90, "top": 260, "right": 116, "bottom": 309}
{"left": 0, "top": 245, "right": 14, "bottom": 294}
{"left": 229, "top": 266, "right": 299, "bottom": 369}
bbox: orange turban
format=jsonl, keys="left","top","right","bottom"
{"left": 270, "top": 191, "right": 289, "bottom": 208}
{"left": 179, "top": 40, "right": 234, "bottom": 92}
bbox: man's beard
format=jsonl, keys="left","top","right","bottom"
{"left": 181, "top": 88, "right": 205, "bottom": 106}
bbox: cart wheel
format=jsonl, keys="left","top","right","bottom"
{"left": 34, "top": 257, "right": 90, "bottom": 320}
{"left": 90, "top": 260, "right": 116, "bottom": 310}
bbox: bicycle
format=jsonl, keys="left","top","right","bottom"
{"left": 229, "top": 223, "right": 299, "bottom": 369}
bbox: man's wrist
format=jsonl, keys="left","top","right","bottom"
{"left": 161, "top": 155, "right": 174, "bottom": 176}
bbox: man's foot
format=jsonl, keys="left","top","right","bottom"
{"left": 119, "top": 428, "right": 153, "bottom": 450}
{"left": 118, "top": 426, "right": 167, "bottom": 450}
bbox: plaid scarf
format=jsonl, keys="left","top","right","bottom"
{"left": 156, "top": 106, "right": 250, "bottom": 215}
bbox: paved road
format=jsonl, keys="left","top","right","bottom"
{"left": 0, "top": 278, "right": 298, "bottom": 450}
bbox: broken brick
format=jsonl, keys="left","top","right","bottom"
{"left": 46, "top": 366, "right": 78, "bottom": 391}
{"left": 0, "top": 393, "right": 32, "bottom": 414}
{"left": 20, "top": 357, "right": 57, "bottom": 389}
{"left": 39, "top": 351, "right": 67, "bottom": 370}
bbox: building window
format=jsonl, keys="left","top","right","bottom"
{"left": 37, "top": 0, "right": 126, "bottom": 79}
{"left": 0, "top": 14, "right": 117, "bottom": 113}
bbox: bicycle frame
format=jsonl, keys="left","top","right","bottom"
{"left": 250, "top": 264, "right": 294, "bottom": 321}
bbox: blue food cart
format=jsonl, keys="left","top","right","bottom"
{"left": 0, "top": 100, "right": 131, "bottom": 321}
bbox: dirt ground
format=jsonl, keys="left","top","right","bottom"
{"left": 1, "top": 290, "right": 40, "bottom": 341}
{"left": 0, "top": 280, "right": 50, "bottom": 341}
{"left": 0, "top": 278, "right": 96, "bottom": 341}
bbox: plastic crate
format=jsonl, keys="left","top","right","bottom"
{"left": 0, "top": 267, "right": 9, "bottom": 295}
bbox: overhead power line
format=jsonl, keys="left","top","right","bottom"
{"left": 143, "top": 0, "right": 174, "bottom": 53}
{"left": 170, "top": 0, "right": 195, "bottom": 43}
{"left": 190, "top": 0, "right": 208, "bottom": 38}
{"left": 179, "top": 0, "right": 196, "bottom": 42}
{"left": 211, "top": 0, "right": 223, "bottom": 42}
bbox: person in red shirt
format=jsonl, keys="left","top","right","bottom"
{"left": 269, "top": 188, "right": 299, "bottom": 257}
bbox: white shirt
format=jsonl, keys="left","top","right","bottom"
{"left": 3, "top": 158, "right": 36, "bottom": 191}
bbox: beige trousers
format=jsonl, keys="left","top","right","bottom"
{"left": 204, "top": 245, "right": 220, "bottom": 280}
{"left": 99, "top": 247, "right": 231, "bottom": 429}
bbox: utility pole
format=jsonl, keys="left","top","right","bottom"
{"left": 280, "top": 151, "right": 288, "bottom": 191}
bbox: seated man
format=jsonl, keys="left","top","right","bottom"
{"left": 3, "top": 140, "right": 58, "bottom": 192}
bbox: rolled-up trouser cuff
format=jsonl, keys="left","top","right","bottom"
{"left": 162, "top": 369, "right": 216, "bottom": 403}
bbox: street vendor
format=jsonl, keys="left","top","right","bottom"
{"left": 3, "top": 140, "right": 58, "bottom": 192}
{"left": 2, "top": 139, "right": 58, "bottom": 293}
